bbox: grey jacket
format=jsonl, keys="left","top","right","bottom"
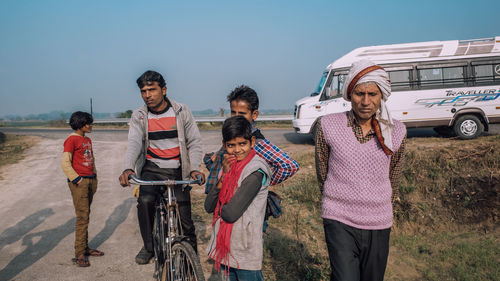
{"left": 124, "top": 98, "right": 203, "bottom": 179}
{"left": 206, "top": 155, "right": 271, "bottom": 270}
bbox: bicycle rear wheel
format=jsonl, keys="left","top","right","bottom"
{"left": 161, "top": 241, "right": 205, "bottom": 281}
{"left": 153, "top": 208, "right": 166, "bottom": 280}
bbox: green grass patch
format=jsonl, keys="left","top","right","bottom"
{"left": 392, "top": 232, "right": 500, "bottom": 281}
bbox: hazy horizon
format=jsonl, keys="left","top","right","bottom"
{"left": 0, "top": 107, "right": 293, "bottom": 121}
{"left": 1, "top": 0, "right": 498, "bottom": 117}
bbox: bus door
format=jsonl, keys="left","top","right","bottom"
{"left": 314, "top": 73, "right": 351, "bottom": 117}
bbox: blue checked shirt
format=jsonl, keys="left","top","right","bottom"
{"left": 203, "top": 138, "right": 299, "bottom": 193}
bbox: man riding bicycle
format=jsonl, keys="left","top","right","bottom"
{"left": 119, "top": 70, "right": 206, "bottom": 264}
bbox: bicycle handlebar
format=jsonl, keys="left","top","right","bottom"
{"left": 128, "top": 174, "right": 202, "bottom": 186}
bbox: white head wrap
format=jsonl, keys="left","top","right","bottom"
{"left": 341, "top": 59, "right": 395, "bottom": 152}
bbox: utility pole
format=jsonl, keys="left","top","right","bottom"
{"left": 90, "top": 98, "right": 93, "bottom": 116}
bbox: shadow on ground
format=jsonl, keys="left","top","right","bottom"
{"left": 89, "top": 198, "right": 135, "bottom": 249}
{"left": 284, "top": 133, "right": 314, "bottom": 145}
{"left": 0, "top": 208, "right": 54, "bottom": 253}
{"left": 0, "top": 198, "right": 134, "bottom": 280}
{"left": 0, "top": 217, "right": 76, "bottom": 280}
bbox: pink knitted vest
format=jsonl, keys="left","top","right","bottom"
{"left": 321, "top": 112, "right": 406, "bottom": 230}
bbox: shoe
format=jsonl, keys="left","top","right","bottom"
{"left": 72, "top": 254, "right": 90, "bottom": 267}
{"left": 135, "top": 247, "right": 154, "bottom": 264}
{"left": 85, "top": 248, "right": 104, "bottom": 256}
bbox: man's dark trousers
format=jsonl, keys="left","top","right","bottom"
{"left": 137, "top": 161, "right": 197, "bottom": 253}
{"left": 323, "top": 219, "right": 390, "bottom": 281}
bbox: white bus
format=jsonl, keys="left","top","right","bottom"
{"left": 293, "top": 36, "right": 500, "bottom": 139}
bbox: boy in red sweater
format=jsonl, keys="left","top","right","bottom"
{"left": 61, "top": 111, "right": 103, "bottom": 267}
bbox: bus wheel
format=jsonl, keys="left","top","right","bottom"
{"left": 453, "top": 115, "right": 484, "bottom": 140}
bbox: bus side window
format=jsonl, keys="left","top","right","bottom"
{"left": 418, "top": 66, "right": 464, "bottom": 88}
{"left": 442, "top": 67, "right": 465, "bottom": 85}
{"left": 473, "top": 64, "right": 500, "bottom": 85}
{"left": 419, "top": 68, "right": 442, "bottom": 87}
{"left": 388, "top": 70, "right": 411, "bottom": 90}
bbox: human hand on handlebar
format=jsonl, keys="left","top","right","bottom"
{"left": 119, "top": 169, "right": 136, "bottom": 187}
{"left": 190, "top": 170, "right": 206, "bottom": 185}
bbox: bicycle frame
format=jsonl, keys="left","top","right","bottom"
{"left": 129, "top": 174, "right": 202, "bottom": 281}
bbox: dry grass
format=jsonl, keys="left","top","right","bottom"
{"left": 395, "top": 135, "right": 500, "bottom": 233}
{"left": 0, "top": 133, "right": 40, "bottom": 168}
{"left": 255, "top": 135, "right": 498, "bottom": 280}
{"left": 387, "top": 135, "right": 500, "bottom": 281}
{"left": 262, "top": 148, "right": 329, "bottom": 280}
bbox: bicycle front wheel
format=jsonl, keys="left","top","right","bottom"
{"left": 153, "top": 208, "right": 166, "bottom": 280}
{"left": 161, "top": 241, "right": 205, "bottom": 281}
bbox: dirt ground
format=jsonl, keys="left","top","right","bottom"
{"left": 0, "top": 136, "right": 155, "bottom": 280}
{"left": 0, "top": 129, "right": 298, "bottom": 281}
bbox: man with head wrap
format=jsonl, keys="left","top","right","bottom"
{"left": 315, "top": 59, "right": 406, "bottom": 281}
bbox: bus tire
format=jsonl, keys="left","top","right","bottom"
{"left": 453, "top": 115, "right": 484, "bottom": 140}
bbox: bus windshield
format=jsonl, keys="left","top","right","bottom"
{"left": 314, "top": 71, "right": 328, "bottom": 94}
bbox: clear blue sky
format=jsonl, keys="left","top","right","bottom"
{"left": 0, "top": 0, "right": 498, "bottom": 117}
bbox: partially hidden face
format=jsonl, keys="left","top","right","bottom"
{"left": 82, "top": 123, "right": 93, "bottom": 134}
{"left": 230, "top": 100, "right": 258, "bottom": 123}
{"left": 224, "top": 136, "right": 255, "bottom": 161}
{"left": 140, "top": 81, "right": 167, "bottom": 111}
{"left": 350, "top": 82, "right": 382, "bottom": 121}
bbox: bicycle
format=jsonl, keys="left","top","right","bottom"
{"left": 129, "top": 174, "right": 205, "bottom": 281}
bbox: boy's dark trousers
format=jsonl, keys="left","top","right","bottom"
{"left": 68, "top": 177, "right": 98, "bottom": 257}
{"left": 137, "top": 161, "right": 197, "bottom": 253}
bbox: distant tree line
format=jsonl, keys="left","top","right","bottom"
{"left": 2, "top": 111, "right": 114, "bottom": 121}
{"left": 2, "top": 108, "right": 293, "bottom": 121}
{"left": 117, "top": 110, "right": 133, "bottom": 118}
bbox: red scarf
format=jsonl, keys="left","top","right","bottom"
{"left": 209, "top": 149, "right": 257, "bottom": 272}
{"left": 371, "top": 117, "right": 393, "bottom": 156}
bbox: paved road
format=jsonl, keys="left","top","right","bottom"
{"left": 0, "top": 125, "right": 498, "bottom": 281}
{"left": 0, "top": 127, "right": 301, "bottom": 146}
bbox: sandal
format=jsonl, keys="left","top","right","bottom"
{"left": 86, "top": 248, "right": 104, "bottom": 256}
{"left": 72, "top": 254, "right": 90, "bottom": 267}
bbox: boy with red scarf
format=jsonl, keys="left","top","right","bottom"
{"left": 204, "top": 116, "right": 271, "bottom": 281}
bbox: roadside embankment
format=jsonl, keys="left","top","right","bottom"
{"left": 254, "top": 136, "right": 499, "bottom": 281}
{"left": 0, "top": 132, "right": 40, "bottom": 170}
